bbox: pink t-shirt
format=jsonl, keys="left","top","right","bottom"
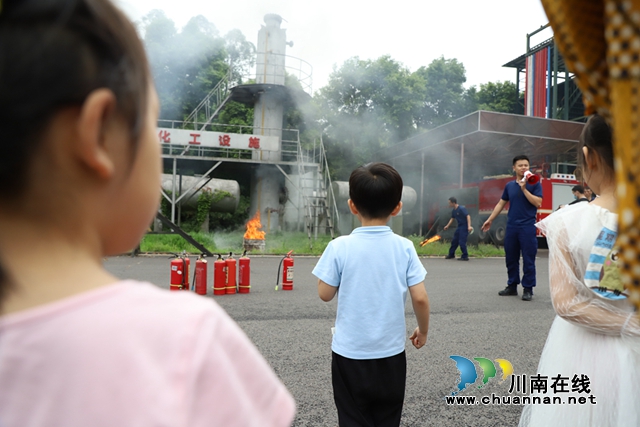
{"left": 0, "top": 281, "right": 295, "bottom": 427}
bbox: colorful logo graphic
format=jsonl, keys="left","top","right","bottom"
{"left": 449, "top": 356, "right": 513, "bottom": 395}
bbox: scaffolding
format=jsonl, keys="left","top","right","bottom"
{"left": 158, "top": 120, "right": 337, "bottom": 246}
{"left": 503, "top": 24, "right": 586, "bottom": 122}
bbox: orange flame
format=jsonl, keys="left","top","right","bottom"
{"left": 419, "top": 235, "right": 441, "bottom": 247}
{"left": 244, "top": 211, "right": 266, "bottom": 240}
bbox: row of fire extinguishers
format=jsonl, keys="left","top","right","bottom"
{"left": 169, "top": 250, "right": 295, "bottom": 295}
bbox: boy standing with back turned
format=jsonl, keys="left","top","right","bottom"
{"left": 313, "top": 163, "right": 430, "bottom": 427}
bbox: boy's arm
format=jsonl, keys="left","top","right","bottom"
{"left": 318, "top": 279, "right": 338, "bottom": 302}
{"left": 408, "top": 282, "right": 430, "bottom": 349}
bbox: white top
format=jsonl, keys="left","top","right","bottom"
{"left": 536, "top": 203, "right": 639, "bottom": 338}
{"left": 0, "top": 281, "right": 295, "bottom": 427}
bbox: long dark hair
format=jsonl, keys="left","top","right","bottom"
{"left": 580, "top": 114, "right": 614, "bottom": 172}
{"left": 0, "top": 0, "right": 152, "bottom": 303}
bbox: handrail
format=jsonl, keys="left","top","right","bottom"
{"left": 320, "top": 137, "right": 340, "bottom": 229}
{"left": 253, "top": 51, "right": 313, "bottom": 95}
{"left": 183, "top": 69, "right": 236, "bottom": 128}
{"left": 296, "top": 142, "right": 314, "bottom": 248}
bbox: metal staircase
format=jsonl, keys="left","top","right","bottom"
{"left": 296, "top": 137, "right": 339, "bottom": 247}
{"left": 183, "top": 70, "right": 236, "bottom": 131}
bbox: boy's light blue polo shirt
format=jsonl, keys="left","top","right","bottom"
{"left": 312, "top": 226, "right": 427, "bottom": 360}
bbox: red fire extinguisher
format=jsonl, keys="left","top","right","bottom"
{"left": 213, "top": 254, "right": 226, "bottom": 296}
{"left": 238, "top": 250, "right": 250, "bottom": 294}
{"left": 225, "top": 252, "right": 237, "bottom": 294}
{"left": 275, "top": 250, "right": 294, "bottom": 291}
{"left": 193, "top": 254, "right": 207, "bottom": 295}
{"left": 170, "top": 253, "right": 188, "bottom": 291}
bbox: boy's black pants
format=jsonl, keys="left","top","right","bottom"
{"left": 331, "top": 350, "right": 406, "bottom": 427}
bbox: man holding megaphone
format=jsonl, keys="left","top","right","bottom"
{"left": 481, "top": 155, "right": 543, "bottom": 302}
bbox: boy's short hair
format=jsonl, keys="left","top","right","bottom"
{"left": 572, "top": 185, "right": 585, "bottom": 193}
{"left": 448, "top": 197, "right": 457, "bottom": 204}
{"left": 349, "top": 163, "right": 403, "bottom": 219}
{"left": 512, "top": 154, "right": 530, "bottom": 165}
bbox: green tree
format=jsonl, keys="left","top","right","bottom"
{"left": 176, "top": 16, "right": 228, "bottom": 120}
{"left": 414, "top": 56, "right": 468, "bottom": 128}
{"left": 224, "top": 29, "right": 255, "bottom": 80}
{"left": 141, "top": 11, "right": 255, "bottom": 123}
{"left": 314, "top": 55, "right": 421, "bottom": 179}
{"left": 474, "top": 81, "right": 518, "bottom": 113}
{"left": 141, "top": 10, "right": 181, "bottom": 120}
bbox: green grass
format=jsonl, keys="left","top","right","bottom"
{"left": 140, "top": 232, "right": 217, "bottom": 254}
{"left": 407, "top": 235, "right": 505, "bottom": 257}
{"left": 140, "top": 231, "right": 505, "bottom": 258}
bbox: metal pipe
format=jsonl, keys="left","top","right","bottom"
{"left": 419, "top": 151, "right": 425, "bottom": 236}
{"left": 171, "top": 158, "right": 177, "bottom": 223}
{"left": 552, "top": 43, "right": 559, "bottom": 118}
{"left": 564, "top": 71, "right": 570, "bottom": 120}
{"left": 178, "top": 175, "right": 182, "bottom": 226}
{"left": 459, "top": 143, "right": 465, "bottom": 189}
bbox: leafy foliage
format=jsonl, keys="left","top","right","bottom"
{"left": 140, "top": 11, "right": 254, "bottom": 122}
{"left": 414, "top": 57, "right": 469, "bottom": 128}
{"left": 315, "top": 55, "right": 482, "bottom": 179}
{"left": 466, "top": 81, "right": 518, "bottom": 113}
{"left": 195, "top": 189, "right": 214, "bottom": 230}
{"left": 209, "top": 194, "right": 251, "bottom": 231}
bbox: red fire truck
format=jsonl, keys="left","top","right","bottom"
{"left": 471, "top": 172, "right": 579, "bottom": 246}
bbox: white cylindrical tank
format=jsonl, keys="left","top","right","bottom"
{"left": 331, "top": 181, "right": 416, "bottom": 210}
{"left": 255, "top": 14, "right": 287, "bottom": 86}
{"left": 331, "top": 181, "right": 416, "bottom": 235}
{"left": 331, "top": 181, "right": 350, "bottom": 211}
{"left": 161, "top": 174, "right": 240, "bottom": 213}
{"left": 401, "top": 186, "right": 417, "bottom": 213}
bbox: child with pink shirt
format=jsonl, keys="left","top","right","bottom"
{"left": 0, "top": 1, "right": 295, "bottom": 426}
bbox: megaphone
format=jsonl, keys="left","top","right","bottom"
{"left": 521, "top": 170, "right": 540, "bottom": 185}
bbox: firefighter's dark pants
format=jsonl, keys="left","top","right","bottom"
{"left": 504, "top": 224, "right": 537, "bottom": 291}
{"left": 448, "top": 226, "right": 469, "bottom": 259}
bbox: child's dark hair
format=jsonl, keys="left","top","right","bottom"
{"left": 580, "top": 114, "right": 614, "bottom": 172}
{"left": 349, "top": 163, "right": 403, "bottom": 219}
{"left": 512, "top": 155, "right": 530, "bottom": 165}
{"left": 0, "top": 0, "right": 151, "bottom": 299}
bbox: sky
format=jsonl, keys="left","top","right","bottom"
{"left": 116, "top": 0, "right": 553, "bottom": 95}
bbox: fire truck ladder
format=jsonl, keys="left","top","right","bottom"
{"left": 296, "top": 137, "right": 338, "bottom": 248}
{"left": 184, "top": 69, "right": 237, "bottom": 131}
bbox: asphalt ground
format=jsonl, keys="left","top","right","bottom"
{"left": 104, "top": 252, "right": 556, "bottom": 427}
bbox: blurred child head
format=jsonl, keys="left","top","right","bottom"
{"left": 0, "top": 0, "right": 152, "bottom": 200}
{"left": 348, "top": 163, "right": 403, "bottom": 220}
{"left": 0, "top": 0, "right": 158, "bottom": 290}
{"left": 579, "top": 115, "right": 614, "bottom": 193}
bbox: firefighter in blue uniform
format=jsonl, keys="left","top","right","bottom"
{"left": 443, "top": 197, "right": 472, "bottom": 261}
{"left": 481, "top": 155, "right": 543, "bottom": 301}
